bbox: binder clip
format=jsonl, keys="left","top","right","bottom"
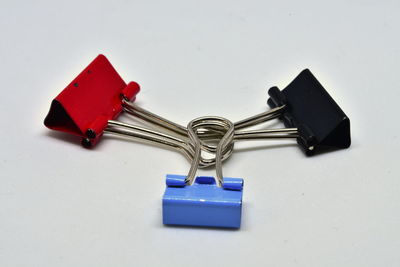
{"left": 215, "top": 69, "right": 351, "bottom": 155}
{"left": 163, "top": 117, "right": 244, "bottom": 228}
{"left": 43, "top": 55, "right": 239, "bottom": 168}
{"left": 266, "top": 69, "right": 351, "bottom": 155}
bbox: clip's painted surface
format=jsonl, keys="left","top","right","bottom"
{"left": 44, "top": 54, "right": 140, "bottom": 146}
{"left": 163, "top": 174, "right": 243, "bottom": 228}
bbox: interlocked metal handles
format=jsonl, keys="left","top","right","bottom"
{"left": 104, "top": 98, "right": 299, "bottom": 168}
{"left": 185, "top": 116, "right": 235, "bottom": 186}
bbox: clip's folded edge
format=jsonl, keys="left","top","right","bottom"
{"left": 163, "top": 174, "right": 243, "bottom": 228}
{"left": 44, "top": 54, "right": 140, "bottom": 146}
{"left": 268, "top": 69, "right": 351, "bottom": 155}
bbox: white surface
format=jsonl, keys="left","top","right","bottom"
{"left": 1, "top": 1, "right": 399, "bottom": 266}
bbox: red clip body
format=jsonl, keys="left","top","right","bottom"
{"left": 44, "top": 55, "right": 140, "bottom": 146}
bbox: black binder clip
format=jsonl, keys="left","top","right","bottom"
{"left": 267, "top": 69, "right": 351, "bottom": 155}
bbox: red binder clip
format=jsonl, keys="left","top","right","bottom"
{"left": 44, "top": 55, "right": 140, "bottom": 147}
{"left": 44, "top": 54, "right": 234, "bottom": 162}
{"left": 43, "top": 54, "right": 220, "bottom": 163}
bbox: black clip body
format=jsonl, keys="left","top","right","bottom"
{"left": 268, "top": 69, "right": 351, "bottom": 155}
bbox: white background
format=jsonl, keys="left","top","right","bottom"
{"left": 1, "top": 1, "right": 399, "bottom": 266}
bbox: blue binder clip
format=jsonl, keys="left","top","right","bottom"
{"left": 162, "top": 117, "right": 244, "bottom": 228}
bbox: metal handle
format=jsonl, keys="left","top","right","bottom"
{"left": 186, "top": 116, "right": 235, "bottom": 186}
{"left": 103, "top": 99, "right": 299, "bottom": 169}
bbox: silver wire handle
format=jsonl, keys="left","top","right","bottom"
{"left": 186, "top": 116, "right": 235, "bottom": 186}
{"left": 122, "top": 99, "right": 287, "bottom": 140}
{"left": 103, "top": 100, "right": 298, "bottom": 168}
{"left": 105, "top": 120, "right": 234, "bottom": 168}
{"left": 122, "top": 100, "right": 297, "bottom": 144}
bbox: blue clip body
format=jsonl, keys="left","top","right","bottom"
{"left": 162, "top": 174, "right": 244, "bottom": 228}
